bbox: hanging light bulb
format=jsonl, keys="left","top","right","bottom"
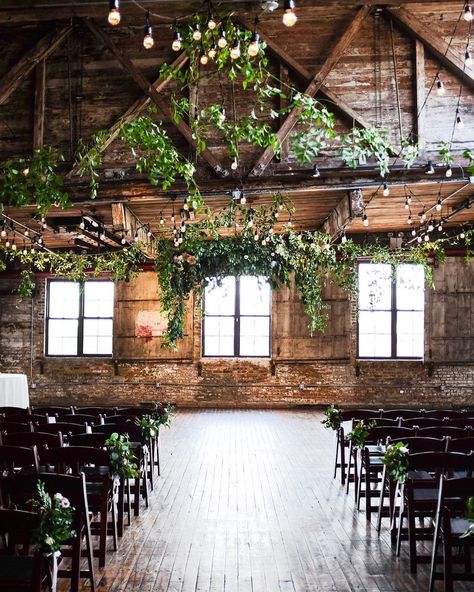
{"left": 108, "top": 0, "right": 121, "bottom": 26}
{"left": 420, "top": 211, "right": 427, "bottom": 222}
{"left": 460, "top": 229, "right": 466, "bottom": 239}
{"left": 121, "top": 233, "right": 127, "bottom": 245}
{"left": 230, "top": 37, "right": 241, "bottom": 60}
{"left": 405, "top": 198, "right": 410, "bottom": 210}
{"left": 362, "top": 213, "right": 369, "bottom": 227}
{"left": 248, "top": 31, "right": 260, "bottom": 57}
{"left": 11, "top": 240, "right": 17, "bottom": 251}
{"left": 22, "top": 243, "right": 27, "bottom": 256}
{"left": 436, "top": 77, "right": 445, "bottom": 96}
{"left": 143, "top": 12, "right": 154, "bottom": 49}
{"left": 282, "top": 0, "right": 297, "bottom": 27}
{"left": 231, "top": 159, "right": 238, "bottom": 170}
{"left": 428, "top": 219, "right": 434, "bottom": 232}
{"left": 411, "top": 228, "right": 417, "bottom": 237}
{"left": 407, "top": 214, "right": 413, "bottom": 225}
{"left": 407, "top": 194, "right": 412, "bottom": 205}
{"left": 193, "top": 24, "right": 202, "bottom": 41}
{"left": 436, "top": 197, "right": 442, "bottom": 211}
{"left": 208, "top": 15, "right": 217, "bottom": 30}
{"left": 287, "top": 217, "right": 293, "bottom": 227}
{"left": 172, "top": 225, "right": 177, "bottom": 235}
{"left": 341, "top": 232, "right": 347, "bottom": 244}
{"left": 178, "top": 235, "right": 184, "bottom": 245}
{"left": 134, "top": 232, "right": 139, "bottom": 242}
{"left": 383, "top": 182, "right": 390, "bottom": 197}
{"left": 172, "top": 30, "right": 182, "bottom": 52}
{"left": 146, "top": 226, "right": 152, "bottom": 238}
{"left": 24, "top": 229, "right": 29, "bottom": 237}
{"left": 424, "top": 234, "right": 430, "bottom": 242}
{"left": 254, "top": 230, "right": 259, "bottom": 241}
{"left": 218, "top": 27, "right": 227, "bottom": 48}
{"left": 465, "top": 50, "right": 473, "bottom": 66}
{"left": 208, "top": 44, "right": 217, "bottom": 59}
{"left": 219, "top": 106, "right": 226, "bottom": 123}
{"left": 464, "top": 3, "right": 474, "bottom": 21}
{"left": 5, "top": 238, "right": 10, "bottom": 248}
{"left": 425, "top": 161, "right": 435, "bottom": 174}
{"left": 445, "top": 164, "right": 453, "bottom": 177}
{"left": 240, "top": 193, "right": 247, "bottom": 205}
{"left": 438, "top": 221, "right": 443, "bottom": 231}
{"left": 417, "top": 235, "right": 422, "bottom": 243}
{"left": 0, "top": 227, "right": 6, "bottom": 238}
{"left": 312, "top": 164, "right": 321, "bottom": 178}
{"left": 79, "top": 218, "right": 85, "bottom": 230}
{"left": 456, "top": 113, "right": 464, "bottom": 129}
{"left": 247, "top": 217, "right": 254, "bottom": 228}
{"left": 180, "top": 221, "right": 186, "bottom": 233}
{"left": 200, "top": 53, "right": 209, "bottom": 65}
{"left": 160, "top": 212, "right": 165, "bottom": 225}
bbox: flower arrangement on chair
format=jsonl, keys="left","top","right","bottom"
{"left": 382, "top": 441, "right": 409, "bottom": 484}
{"left": 105, "top": 432, "right": 139, "bottom": 479}
{"left": 345, "top": 420, "right": 377, "bottom": 448}
{"left": 461, "top": 497, "right": 474, "bottom": 539}
{"left": 321, "top": 404, "right": 343, "bottom": 431}
{"left": 151, "top": 401, "right": 175, "bottom": 427}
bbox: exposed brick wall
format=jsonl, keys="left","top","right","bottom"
{"left": 0, "top": 258, "right": 473, "bottom": 409}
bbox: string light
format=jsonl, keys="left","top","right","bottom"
{"left": 382, "top": 182, "right": 390, "bottom": 197}
{"left": 121, "top": 233, "right": 127, "bottom": 245}
{"left": 341, "top": 232, "right": 347, "bottom": 244}
{"left": 248, "top": 31, "right": 260, "bottom": 57}
{"left": 417, "top": 235, "right": 422, "bottom": 243}
{"left": 208, "top": 44, "right": 217, "bottom": 59}
{"left": 134, "top": 231, "right": 139, "bottom": 242}
{"left": 5, "top": 238, "right": 10, "bottom": 248}
{"left": 231, "top": 159, "right": 238, "bottom": 170}
{"left": 424, "top": 234, "right": 430, "bottom": 242}
{"left": 465, "top": 50, "right": 473, "bottom": 66}
{"left": 411, "top": 228, "right": 417, "bottom": 237}
{"left": 425, "top": 161, "right": 435, "bottom": 174}
{"left": 456, "top": 113, "right": 464, "bottom": 129}
{"left": 436, "top": 196, "right": 442, "bottom": 211}
{"left": 460, "top": 229, "right": 466, "bottom": 239}
{"left": 428, "top": 218, "right": 434, "bottom": 232}
{"left": 230, "top": 37, "right": 241, "bottom": 60}
{"left": 108, "top": 0, "right": 121, "bottom": 26}
{"left": 438, "top": 221, "right": 443, "bottom": 231}
{"left": 79, "top": 218, "right": 85, "bottom": 230}
{"left": 218, "top": 106, "right": 226, "bottom": 123}
{"left": 407, "top": 213, "right": 413, "bottom": 225}
{"left": 143, "top": 11, "right": 154, "bottom": 49}
{"left": 218, "top": 27, "right": 227, "bottom": 48}
{"left": 200, "top": 53, "right": 209, "bottom": 65}
{"left": 208, "top": 15, "right": 217, "bottom": 30}
{"left": 312, "top": 164, "right": 320, "bottom": 178}
{"left": 436, "top": 76, "right": 446, "bottom": 96}
{"left": 420, "top": 210, "right": 427, "bottom": 222}
{"left": 11, "top": 240, "right": 17, "bottom": 251}
{"left": 282, "top": 0, "right": 297, "bottom": 27}
{"left": 362, "top": 212, "right": 369, "bottom": 227}
{"left": 160, "top": 212, "right": 165, "bottom": 225}
{"left": 193, "top": 24, "right": 202, "bottom": 41}
{"left": 172, "top": 30, "right": 182, "bottom": 52}
{"left": 405, "top": 198, "right": 410, "bottom": 210}
{"left": 464, "top": 3, "right": 474, "bottom": 21}
{"left": 445, "top": 164, "right": 453, "bottom": 177}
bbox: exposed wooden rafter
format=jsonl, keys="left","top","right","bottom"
{"left": 82, "top": 18, "right": 228, "bottom": 177}
{"left": 415, "top": 39, "right": 426, "bottom": 153}
{"left": 237, "top": 17, "right": 370, "bottom": 131}
{"left": 248, "top": 5, "right": 372, "bottom": 177}
{"left": 111, "top": 202, "right": 156, "bottom": 259}
{"left": 68, "top": 51, "right": 189, "bottom": 177}
{"left": 385, "top": 7, "right": 474, "bottom": 91}
{"left": 321, "top": 193, "right": 352, "bottom": 237}
{"left": 33, "top": 60, "right": 46, "bottom": 150}
{"left": 0, "top": 24, "right": 73, "bottom": 106}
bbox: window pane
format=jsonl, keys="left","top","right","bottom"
{"left": 240, "top": 276, "right": 271, "bottom": 315}
{"left": 204, "top": 277, "right": 235, "bottom": 316}
{"left": 82, "top": 319, "right": 113, "bottom": 355}
{"left": 203, "top": 317, "right": 234, "bottom": 356}
{"left": 48, "top": 282, "right": 80, "bottom": 318}
{"left": 358, "top": 264, "right": 392, "bottom": 310}
{"left": 397, "top": 311, "right": 424, "bottom": 357}
{"left": 240, "top": 317, "right": 270, "bottom": 356}
{"left": 358, "top": 311, "right": 391, "bottom": 357}
{"left": 84, "top": 282, "right": 114, "bottom": 317}
{"left": 47, "top": 319, "right": 78, "bottom": 355}
{"left": 396, "top": 264, "right": 424, "bottom": 311}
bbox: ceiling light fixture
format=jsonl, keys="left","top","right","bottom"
{"left": 436, "top": 76, "right": 446, "bottom": 96}
{"left": 143, "top": 11, "right": 154, "bottom": 49}
{"left": 425, "top": 161, "right": 435, "bottom": 174}
{"left": 464, "top": 3, "right": 474, "bottom": 21}
{"left": 312, "top": 164, "right": 320, "bottom": 178}
{"left": 282, "top": 0, "right": 297, "bottom": 27}
{"left": 382, "top": 182, "right": 390, "bottom": 197}
{"left": 108, "top": 0, "right": 121, "bottom": 26}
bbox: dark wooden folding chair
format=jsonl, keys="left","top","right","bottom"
{"left": 35, "top": 422, "right": 85, "bottom": 442}
{"left": 396, "top": 451, "right": 470, "bottom": 574}
{"left": 31, "top": 405, "right": 74, "bottom": 416}
{"left": 0, "top": 472, "right": 96, "bottom": 592}
{"left": 0, "top": 421, "right": 33, "bottom": 433}
{"left": 401, "top": 417, "right": 446, "bottom": 428}
{"left": 4, "top": 414, "right": 48, "bottom": 425}
{"left": 42, "top": 446, "right": 118, "bottom": 568}
{"left": 2, "top": 431, "right": 64, "bottom": 467}
{"left": 424, "top": 409, "right": 468, "bottom": 419}
{"left": 0, "top": 445, "right": 39, "bottom": 475}
{"left": 60, "top": 413, "right": 102, "bottom": 425}
{"left": 116, "top": 406, "right": 154, "bottom": 417}
{"left": 446, "top": 437, "right": 474, "bottom": 454}
{"left": 429, "top": 475, "right": 474, "bottom": 592}
{"left": 382, "top": 409, "right": 422, "bottom": 419}
{"left": 0, "top": 508, "right": 45, "bottom": 592}
{"left": 418, "top": 426, "right": 468, "bottom": 439}
{"left": 0, "top": 407, "right": 31, "bottom": 416}
{"left": 74, "top": 407, "right": 116, "bottom": 418}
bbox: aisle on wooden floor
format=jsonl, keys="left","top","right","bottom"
{"left": 66, "top": 409, "right": 466, "bottom": 592}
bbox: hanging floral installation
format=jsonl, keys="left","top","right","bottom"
{"left": 0, "top": 4, "right": 473, "bottom": 347}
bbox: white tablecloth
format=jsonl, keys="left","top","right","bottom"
{"left": 0, "top": 373, "right": 30, "bottom": 408}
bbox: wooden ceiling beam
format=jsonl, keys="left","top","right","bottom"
{"left": 111, "top": 202, "right": 156, "bottom": 258}
{"left": 68, "top": 50, "right": 189, "bottom": 177}
{"left": 82, "top": 18, "right": 228, "bottom": 177}
{"left": 248, "top": 5, "right": 372, "bottom": 177}
{"left": 385, "top": 7, "right": 474, "bottom": 91}
{"left": 237, "top": 17, "right": 370, "bottom": 130}
{"left": 320, "top": 193, "right": 352, "bottom": 237}
{"left": 0, "top": 24, "right": 73, "bottom": 106}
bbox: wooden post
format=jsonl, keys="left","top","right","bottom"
{"left": 33, "top": 60, "right": 46, "bottom": 150}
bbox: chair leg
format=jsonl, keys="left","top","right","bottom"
{"left": 396, "top": 487, "right": 405, "bottom": 557}
{"left": 443, "top": 537, "right": 454, "bottom": 592}
{"left": 334, "top": 432, "right": 340, "bottom": 479}
{"left": 98, "top": 500, "right": 107, "bottom": 568}
{"left": 345, "top": 442, "right": 353, "bottom": 495}
{"left": 408, "top": 500, "right": 418, "bottom": 574}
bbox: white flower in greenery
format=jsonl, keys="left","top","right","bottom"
{"left": 60, "top": 497, "right": 70, "bottom": 509}
{"left": 399, "top": 447, "right": 408, "bottom": 455}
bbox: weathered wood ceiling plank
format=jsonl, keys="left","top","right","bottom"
{"left": 385, "top": 7, "right": 474, "bottom": 91}
{"left": 33, "top": 60, "right": 46, "bottom": 150}
{"left": 415, "top": 39, "right": 426, "bottom": 153}
{"left": 247, "top": 5, "right": 372, "bottom": 177}
{"left": 82, "top": 18, "right": 228, "bottom": 177}
{"left": 68, "top": 51, "right": 189, "bottom": 177}
{"left": 321, "top": 194, "right": 352, "bottom": 237}
{"left": 0, "top": 24, "right": 73, "bottom": 106}
{"left": 237, "top": 16, "right": 371, "bottom": 131}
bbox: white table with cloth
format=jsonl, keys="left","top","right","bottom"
{"left": 0, "top": 373, "right": 30, "bottom": 408}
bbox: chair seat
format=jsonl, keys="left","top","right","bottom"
{"left": 449, "top": 517, "right": 472, "bottom": 536}
{"left": 413, "top": 488, "right": 438, "bottom": 501}
{"left": 407, "top": 470, "right": 432, "bottom": 480}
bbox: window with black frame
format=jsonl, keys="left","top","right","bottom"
{"left": 202, "top": 276, "right": 271, "bottom": 357}
{"left": 46, "top": 280, "right": 114, "bottom": 356}
{"left": 357, "top": 262, "right": 425, "bottom": 359}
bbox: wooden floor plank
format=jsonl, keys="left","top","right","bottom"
{"left": 55, "top": 409, "right": 473, "bottom": 592}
